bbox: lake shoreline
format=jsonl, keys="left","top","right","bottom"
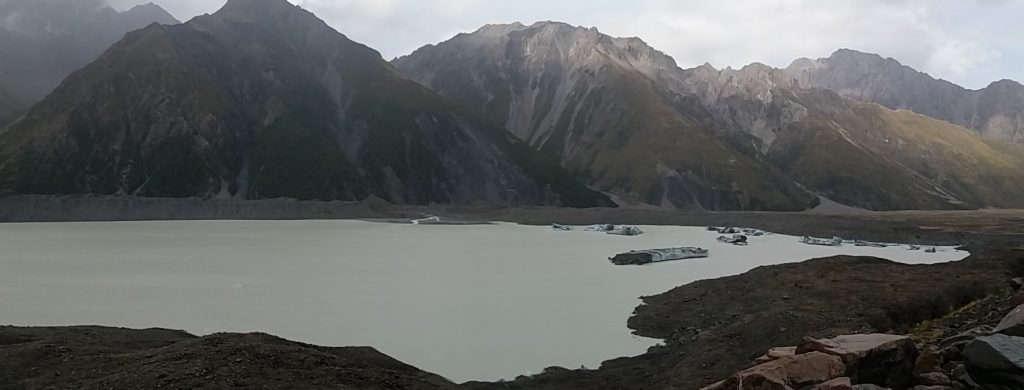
{"left": 1, "top": 195, "right": 1023, "bottom": 388}
{"left": 2, "top": 220, "right": 960, "bottom": 382}
{"left": 3, "top": 244, "right": 1021, "bottom": 390}
{"left": 1, "top": 194, "right": 1021, "bottom": 245}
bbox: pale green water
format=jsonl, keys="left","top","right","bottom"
{"left": 0, "top": 220, "right": 965, "bottom": 382}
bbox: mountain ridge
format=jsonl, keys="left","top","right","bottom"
{"left": 0, "top": 0, "right": 611, "bottom": 207}
{"left": 785, "top": 48, "right": 1024, "bottom": 143}
{"left": 394, "top": 21, "right": 818, "bottom": 211}
{"left": 395, "top": 22, "right": 1024, "bottom": 211}
{"left": 0, "top": 0, "right": 179, "bottom": 126}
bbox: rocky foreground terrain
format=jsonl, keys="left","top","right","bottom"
{"left": 2, "top": 207, "right": 1023, "bottom": 389}
{"left": 692, "top": 273, "right": 1024, "bottom": 390}
{"left": 0, "top": 327, "right": 456, "bottom": 389}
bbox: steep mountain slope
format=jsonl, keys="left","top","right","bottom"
{"left": 396, "top": 24, "right": 1024, "bottom": 210}
{"left": 786, "top": 49, "right": 1024, "bottom": 143}
{"left": 0, "top": 0, "right": 609, "bottom": 207}
{"left": 674, "top": 64, "right": 1024, "bottom": 210}
{"left": 0, "top": 85, "right": 15, "bottom": 125}
{"left": 395, "top": 22, "right": 817, "bottom": 211}
{"left": 0, "top": 0, "right": 179, "bottom": 126}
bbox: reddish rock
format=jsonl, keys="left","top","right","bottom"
{"left": 814, "top": 376, "right": 853, "bottom": 390}
{"left": 1009, "top": 291, "right": 1024, "bottom": 307}
{"left": 797, "top": 334, "right": 918, "bottom": 388}
{"left": 916, "top": 372, "right": 951, "bottom": 386}
{"left": 755, "top": 346, "right": 798, "bottom": 365}
{"left": 914, "top": 347, "right": 942, "bottom": 375}
{"left": 704, "top": 351, "right": 845, "bottom": 390}
{"left": 700, "top": 379, "right": 727, "bottom": 390}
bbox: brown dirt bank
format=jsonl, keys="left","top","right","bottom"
{"left": 0, "top": 326, "right": 457, "bottom": 390}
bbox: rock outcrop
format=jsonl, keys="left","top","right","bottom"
{"left": 993, "top": 304, "right": 1024, "bottom": 337}
{"left": 815, "top": 377, "right": 853, "bottom": 390}
{"left": 796, "top": 334, "right": 918, "bottom": 387}
{"left": 706, "top": 327, "right": 1024, "bottom": 390}
{"left": 964, "top": 334, "right": 1024, "bottom": 389}
{"left": 705, "top": 333, "right": 914, "bottom": 389}
{"left": 702, "top": 352, "right": 845, "bottom": 390}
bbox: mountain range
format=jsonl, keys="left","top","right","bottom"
{"left": 395, "top": 22, "right": 1024, "bottom": 210}
{"left": 1, "top": 0, "right": 1022, "bottom": 211}
{"left": 787, "top": 49, "right": 1024, "bottom": 143}
{"left": 0, "top": 0, "right": 611, "bottom": 207}
{"left": 0, "top": 0, "right": 179, "bottom": 126}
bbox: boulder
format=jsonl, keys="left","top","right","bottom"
{"left": 700, "top": 380, "right": 727, "bottom": 390}
{"left": 756, "top": 346, "right": 799, "bottom": 364}
{"left": 1009, "top": 291, "right": 1024, "bottom": 307}
{"left": 797, "top": 334, "right": 918, "bottom": 387}
{"left": 963, "top": 334, "right": 1024, "bottom": 389}
{"left": 910, "top": 386, "right": 953, "bottom": 390}
{"left": 814, "top": 377, "right": 852, "bottom": 390}
{"left": 916, "top": 372, "right": 951, "bottom": 386}
{"left": 852, "top": 385, "right": 890, "bottom": 390}
{"left": 1009, "top": 277, "right": 1023, "bottom": 290}
{"left": 937, "top": 345, "right": 963, "bottom": 362}
{"left": 951, "top": 364, "right": 981, "bottom": 389}
{"left": 914, "top": 347, "right": 942, "bottom": 375}
{"left": 994, "top": 304, "right": 1024, "bottom": 337}
{"left": 708, "top": 351, "right": 845, "bottom": 390}
{"left": 940, "top": 326, "right": 993, "bottom": 349}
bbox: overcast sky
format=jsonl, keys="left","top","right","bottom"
{"left": 108, "top": 0, "right": 1023, "bottom": 89}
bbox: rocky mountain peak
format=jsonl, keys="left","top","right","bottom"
{"left": 829, "top": 48, "right": 888, "bottom": 62}
{"left": 215, "top": 0, "right": 296, "bottom": 18}
{"left": 121, "top": 2, "right": 177, "bottom": 23}
{"left": 785, "top": 57, "right": 820, "bottom": 74}
{"left": 471, "top": 22, "right": 528, "bottom": 37}
{"left": 215, "top": 0, "right": 307, "bottom": 23}
{"left": 0, "top": 0, "right": 180, "bottom": 126}
{"left": 195, "top": 0, "right": 381, "bottom": 64}
{"left": 988, "top": 79, "right": 1024, "bottom": 90}
{"left": 682, "top": 61, "right": 800, "bottom": 105}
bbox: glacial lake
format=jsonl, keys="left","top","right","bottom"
{"left": 0, "top": 220, "right": 966, "bottom": 382}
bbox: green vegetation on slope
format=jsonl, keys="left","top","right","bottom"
{"left": 570, "top": 63, "right": 817, "bottom": 210}
{"left": 771, "top": 91, "right": 1024, "bottom": 210}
